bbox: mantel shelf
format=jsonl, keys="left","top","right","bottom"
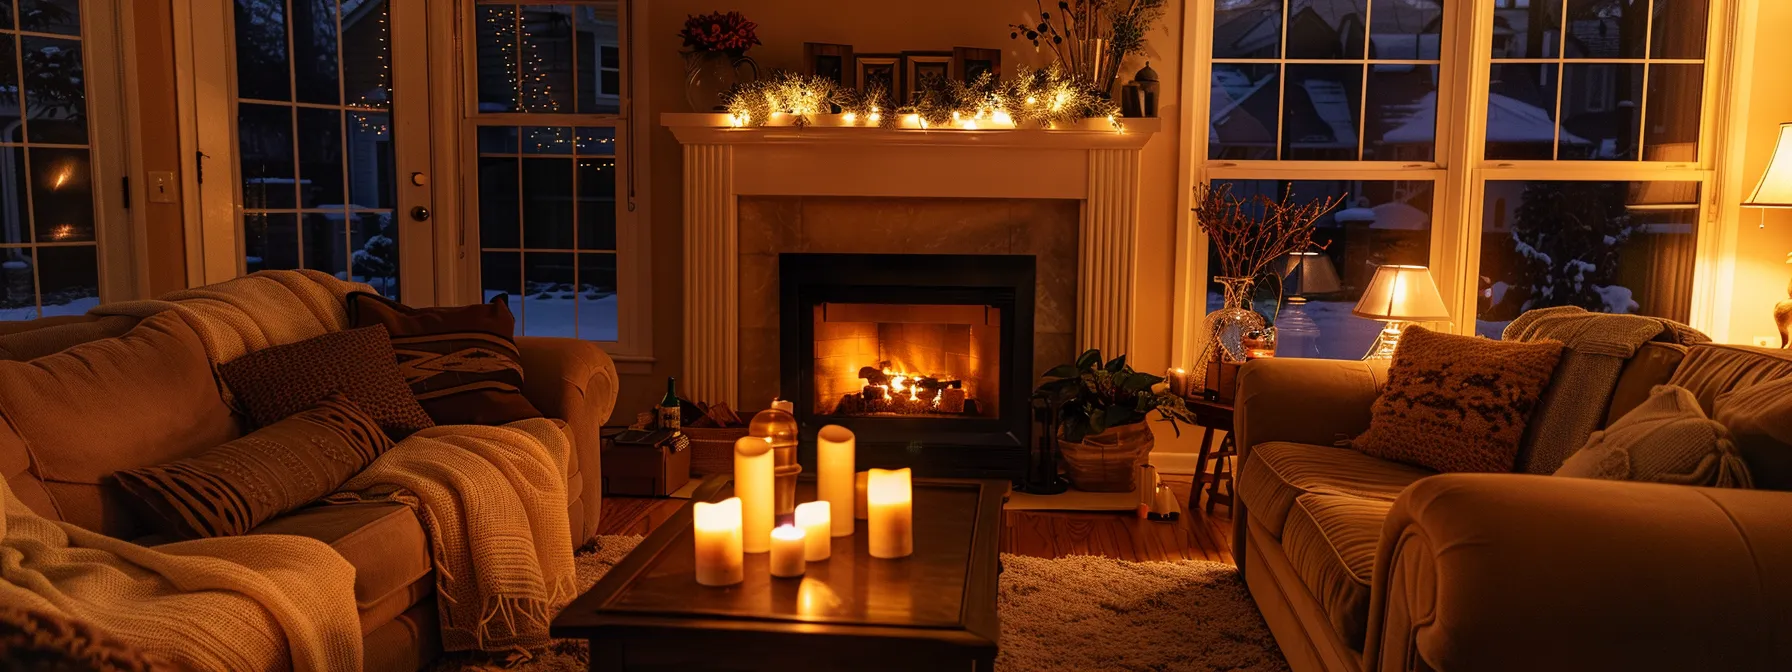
{"left": 663, "top": 113, "right": 1159, "bottom": 150}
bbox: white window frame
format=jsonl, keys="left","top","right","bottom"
{"left": 1174, "top": 0, "right": 1740, "bottom": 362}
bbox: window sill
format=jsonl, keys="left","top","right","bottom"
{"left": 609, "top": 353, "right": 657, "bottom": 376}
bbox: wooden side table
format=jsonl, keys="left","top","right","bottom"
{"left": 1184, "top": 398, "right": 1237, "bottom": 514}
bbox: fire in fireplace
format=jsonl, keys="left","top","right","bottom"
{"left": 782, "top": 253, "right": 1035, "bottom": 480}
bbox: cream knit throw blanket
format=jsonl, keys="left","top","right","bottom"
{"left": 327, "top": 418, "right": 577, "bottom": 654}
{"left": 89, "top": 269, "right": 370, "bottom": 365}
{"left": 1504, "top": 306, "right": 1710, "bottom": 474}
{"left": 0, "top": 477, "right": 361, "bottom": 670}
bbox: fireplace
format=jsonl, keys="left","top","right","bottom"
{"left": 781, "top": 253, "right": 1035, "bottom": 479}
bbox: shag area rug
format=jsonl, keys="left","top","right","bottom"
{"left": 432, "top": 535, "right": 1290, "bottom": 672}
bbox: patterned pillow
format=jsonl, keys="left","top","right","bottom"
{"left": 1350, "top": 326, "right": 1565, "bottom": 473}
{"left": 1556, "top": 385, "right": 1752, "bottom": 487}
{"left": 347, "top": 291, "right": 543, "bottom": 426}
{"left": 218, "top": 326, "right": 435, "bottom": 437}
{"left": 115, "top": 394, "right": 394, "bottom": 539}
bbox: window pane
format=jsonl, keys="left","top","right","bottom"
{"left": 1487, "top": 63, "right": 1561, "bottom": 160}
{"left": 297, "top": 107, "right": 344, "bottom": 208}
{"left": 478, "top": 156, "right": 519, "bottom": 249}
{"left": 1213, "top": 0, "right": 1282, "bottom": 59}
{"left": 578, "top": 253, "right": 617, "bottom": 340}
{"left": 0, "top": 35, "right": 19, "bottom": 138}
{"left": 239, "top": 103, "right": 296, "bottom": 209}
{"left": 37, "top": 244, "right": 96, "bottom": 317}
{"left": 351, "top": 211, "right": 398, "bottom": 298}
{"left": 1209, "top": 64, "right": 1279, "bottom": 160}
{"left": 29, "top": 147, "right": 92, "bottom": 243}
{"left": 522, "top": 157, "right": 573, "bottom": 249}
{"left": 1564, "top": 0, "right": 1645, "bottom": 59}
{"left": 522, "top": 251, "right": 575, "bottom": 337}
{"left": 1, "top": 148, "right": 22, "bottom": 245}
{"left": 577, "top": 157, "right": 616, "bottom": 250}
{"left": 1370, "top": 0, "right": 1441, "bottom": 60}
{"left": 0, "top": 249, "right": 33, "bottom": 320}
{"left": 235, "top": 0, "right": 291, "bottom": 102}
{"left": 518, "top": 5, "right": 574, "bottom": 113}
{"left": 302, "top": 212, "right": 345, "bottom": 276}
{"left": 1559, "top": 63, "right": 1642, "bottom": 161}
{"left": 243, "top": 212, "right": 299, "bottom": 273}
{"left": 290, "top": 0, "right": 340, "bottom": 105}
{"left": 577, "top": 6, "right": 621, "bottom": 113}
{"left": 1643, "top": 63, "right": 1703, "bottom": 162}
{"left": 348, "top": 112, "right": 393, "bottom": 209}
{"left": 479, "top": 125, "right": 518, "bottom": 153}
{"left": 344, "top": 0, "right": 391, "bottom": 109}
{"left": 1206, "top": 179, "right": 1434, "bottom": 361}
{"left": 1, "top": 1, "right": 13, "bottom": 30}
{"left": 21, "top": 36, "right": 86, "bottom": 144}
{"left": 1283, "top": 64, "right": 1361, "bottom": 161}
{"left": 1287, "top": 0, "right": 1365, "bottom": 59}
{"left": 1491, "top": 0, "right": 1562, "bottom": 58}
{"left": 475, "top": 5, "right": 520, "bottom": 112}
{"left": 1363, "top": 65, "right": 1436, "bottom": 161}
{"left": 522, "top": 126, "right": 574, "bottom": 154}
{"left": 20, "top": 0, "right": 79, "bottom": 36}
{"left": 1651, "top": 0, "right": 1708, "bottom": 59}
{"left": 481, "top": 250, "right": 521, "bottom": 303}
{"left": 1476, "top": 181, "right": 1698, "bottom": 338}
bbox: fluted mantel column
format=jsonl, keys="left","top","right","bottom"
{"left": 683, "top": 143, "right": 737, "bottom": 408}
{"left": 1079, "top": 148, "right": 1140, "bottom": 357}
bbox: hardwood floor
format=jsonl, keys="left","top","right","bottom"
{"left": 595, "top": 474, "right": 1236, "bottom": 565}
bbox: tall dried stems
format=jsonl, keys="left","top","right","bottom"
{"left": 1192, "top": 183, "right": 1342, "bottom": 280}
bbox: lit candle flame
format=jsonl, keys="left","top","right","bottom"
{"left": 843, "top": 112, "right": 857, "bottom": 125}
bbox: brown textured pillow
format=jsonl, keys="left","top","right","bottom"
{"left": 347, "top": 291, "right": 542, "bottom": 426}
{"left": 218, "top": 325, "right": 434, "bottom": 437}
{"left": 115, "top": 394, "right": 394, "bottom": 539}
{"left": 1713, "top": 376, "right": 1792, "bottom": 491}
{"left": 1556, "top": 385, "right": 1752, "bottom": 487}
{"left": 1351, "top": 326, "right": 1565, "bottom": 473}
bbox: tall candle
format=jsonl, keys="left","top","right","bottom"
{"left": 816, "top": 425, "right": 856, "bottom": 536}
{"left": 735, "top": 436, "right": 775, "bottom": 553}
{"left": 854, "top": 471, "right": 869, "bottom": 520}
{"left": 794, "top": 501, "right": 832, "bottom": 561}
{"left": 769, "top": 525, "right": 807, "bottom": 578}
{"left": 693, "top": 497, "right": 743, "bottom": 586}
{"left": 867, "top": 468, "right": 913, "bottom": 559}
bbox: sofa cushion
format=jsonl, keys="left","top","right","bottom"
{"left": 1557, "top": 385, "right": 1752, "bottom": 488}
{"left": 1714, "top": 376, "right": 1792, "bottom": 491}
{"left": 1604, "top": 342, "right": 1689, "bottom": 428}
{"left": 248, "top": 502, "right": 434, "bottom": 635}
{"left": 0, "top": 312, "right": 241, "bottom": 538}
{"left": 1350, "top": 326, "right": 1565, "bottom": 473}
{"left": 1238, "top": 441, "right": 1433, "bottom": 539}
{"left": 1283, "top": 493, "right": 1392, "bottom": 651}
{"left": 117, "top": 394, "right": 394, "bottom": 539}
{"left": 1668, "top": 344, "right": 1792, "bottom": 414}
{"left": 0, "top": 315, "right": 140, "bottom": 361}
{"left": 347, "top": 292, "right": 542, "bottom": 426}
{"left": 218, "top": 325, "right": 435, "bottom": 438}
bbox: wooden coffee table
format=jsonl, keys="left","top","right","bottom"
{"left": 552, "top": 474, "right": 1007, "bottom": 671}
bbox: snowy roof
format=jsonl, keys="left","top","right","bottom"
{"left": 1382, "top": 92, "right": 1590, "bottom": 145}
{"left": 1289, "top": 77, "right": 1356, "bottom": 149}
{"left": 1368, "top": 201, "right": 1430, "bottom": 230}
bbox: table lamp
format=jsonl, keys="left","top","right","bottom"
{"left": 1276, "top": 252, "right": 1342, "bottom": 358}
{"left": 1742, "top": 121, "right": 1792, "bottom": 349}
{"left": 1352, "top": 265, "right": 1450, "bottom": 360}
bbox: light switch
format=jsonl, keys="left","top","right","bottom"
{"left": 147, "top": 170, "right": 177, "bottom": 204}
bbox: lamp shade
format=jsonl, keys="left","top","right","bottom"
{"left": 1352, "top": 265, "right": 1451, "bottom": 321}
{"left": 1279, "top": 251, "right": 1343, "bottom": 295}
{"left": 1746, "top": 122, "right": 1792, "bottom": 207}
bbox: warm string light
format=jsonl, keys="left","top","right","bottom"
{"left": 350, "top": 3, "right": 392, "bottom": 134}
{"left": 722, "top": 65, "right": 1120, "bottom": 131}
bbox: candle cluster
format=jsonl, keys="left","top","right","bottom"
{"left": 693, "top": 413, "right": 914, "bottom": 587}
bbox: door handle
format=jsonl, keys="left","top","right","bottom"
{"left": 410, "top": 206, "right": 431, "bottom": 221}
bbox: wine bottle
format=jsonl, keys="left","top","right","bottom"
{"left": 658, "top": 377, "right": 682, "bottom": 433}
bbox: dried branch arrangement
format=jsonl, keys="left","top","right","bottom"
{"left": 1191, "top": 183, "right": 1343, "bottom": 280}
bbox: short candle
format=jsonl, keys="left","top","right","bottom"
{"left": 794, "top": 501, "right": 832, "bottom": 561}
{"left": 692, "top": 497, "right": 743, "bottom": 586}
{"left": 769, "top": 525, "right": 807, "bottom": 578}
{"left": 867, "top": 468, "right": 913, "bottom": 559}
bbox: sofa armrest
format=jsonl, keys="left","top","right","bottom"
{"left": 1366, "top": 474, "right": 1792, "bottom": 672}
{"left": 1235, "top": 357, "right": 1388, "bottom": 459}
{"left": 514, "top": 336, "right": 619, "bottom": 545}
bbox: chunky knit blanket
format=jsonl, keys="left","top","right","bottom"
{"left": 89, "top": 269, "right": 370, "bottom": 365}
{"left": 0, "top": 476, "right": 362, "bottom": 671}
{"left": 327, "top": 418, "right": 577, "bottom": 654}
{"left": 1504, "top": 306, "right": 1710, "bottom": 473}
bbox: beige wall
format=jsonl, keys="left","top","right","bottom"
{"left": 1723, "top": 0, "right": 1792, "bottom": 346}
{"left": 632, "top": 1, "right": 1188, "bottom": 415}
{"left": 128, "top": 0, "right": 190, "bottom": 298}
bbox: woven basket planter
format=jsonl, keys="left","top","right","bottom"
{"left": 682, "top": 427, "right": 750, "bottom": 475}
{"left": 1057, "top": 422, "right": 1154, "bottom": 492}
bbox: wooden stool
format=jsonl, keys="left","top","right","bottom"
{"left": 1205, "top": 434, "right": 1236, "bottom": 514}
{"left": 1183, "top": 398, "right": 1236, "bottom": 513}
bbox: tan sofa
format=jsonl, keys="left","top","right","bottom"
{"left": 0, "top": 311, "right": 618, "bottom": 672}
{"left": 1233, "top": 342, "right": 1792, "bottom": 672}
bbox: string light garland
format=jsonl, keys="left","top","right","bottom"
{"left": 723, "top": 65, "right": 1122, "bottom": 132}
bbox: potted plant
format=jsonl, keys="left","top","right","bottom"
{"left": 1033, "top": 349, "right": 1196, "bottom": 492}
{"left": 678, "top": 11, "right": 762, "bottom": 111}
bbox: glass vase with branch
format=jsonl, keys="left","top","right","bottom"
{"left": 1190, "top": 183, "right": 1343, "bottom": 375}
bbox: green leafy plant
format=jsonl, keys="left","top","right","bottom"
{"left": 1033, "top": 348, "right": 1196, "bottom": 443}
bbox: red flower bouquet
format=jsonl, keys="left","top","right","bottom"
{"left": 679, "top": 11, "right": 761, "bottom": 54}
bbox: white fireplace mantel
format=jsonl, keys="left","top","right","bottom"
{"left": 665, "top": 112, "right": 1158, "bottom": 407}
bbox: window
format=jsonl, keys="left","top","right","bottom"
{"left": 1198, "top": 0, "right": 1720, "bottom": 352}
{"left": 1, "top": 0, "right": 101, "bottom": 320}
{"left": 471, "top": 2, "right": 627, "bottom": 342}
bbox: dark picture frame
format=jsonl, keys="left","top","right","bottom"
{"left": 951, "top": 47, "right": 1002, "bottom": 83}
{"left": 803, "top": 43, "right": 855, "bottom": 87}
{"left": 901, "top": 51, "right": 953, "bottom": 103}
{"left": 855, "top": 53, "right": 902, "bottom": 106}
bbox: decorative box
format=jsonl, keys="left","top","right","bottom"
{"left": 1202, "top": 360, "right": 1242, "bottom": 404}
{"left": 601, "top": 428, "right": 692, "bottom": 497}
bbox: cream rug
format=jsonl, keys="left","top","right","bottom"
{"left": 433, "top": 535, "right": 1290, "bottom": 672}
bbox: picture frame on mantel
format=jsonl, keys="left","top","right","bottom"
{"left": 951, "top": 47, "right": 1001, "bottom": 83}
{"left": 855, "top": 53, "right": 902, "bottom": 105}
{"left": 902, "top": 51, "right": 953, "bottom": 103}
{"left": 803, "top": 43, "right": 855, "bottom": 87}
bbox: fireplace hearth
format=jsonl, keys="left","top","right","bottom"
{"left": 782, "top": 253, "right": 1035, "bottom": 480}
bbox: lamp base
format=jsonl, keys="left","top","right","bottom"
{"left": 1362, "top": 321, "right": 1409, "bottom": 361}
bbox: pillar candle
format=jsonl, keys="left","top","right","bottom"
{"left": 769, "top": 525, "right": 807, "bottom": 578}
{"left": 735, "top": 436, "right": 775, "bottom": 553}
{"left": 854, "top": 471, "right": 869, "bottom": 520}
{"left": 693, "top": 497, "right": 743, "bottom": 586}
{"left": 1168, "top": 367, "right": 1190, "bottom": 398}
{"left": 867, "top": 468, "right": 913, "bottom": 559}
{"left": 816, "top": 425, "right": 856, "bottom": 536}
{"left": 794, "top": 501, "right": 832, "bottom": 561}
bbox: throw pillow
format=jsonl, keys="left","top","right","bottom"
{"left": 115, "top": 394, "right": 394, "bottom": 539}
{"left": 218, "top": 325, "right": 434, "bottom": 437}
{"left": 347, "top": 291, "right": 543, "bottom": 426}
{"left": 1350, "top": 326, "right": 1565, "bottom": 473}
{"left": 1556, "top": 385, "right": 1753, "bottom": 487}
{"left": 1713, "top": 376, "right": 1792, "bottom": 491}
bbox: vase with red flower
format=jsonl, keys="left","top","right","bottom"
{"left": 678, "top": 11, "right": 762, "bottom": 111}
